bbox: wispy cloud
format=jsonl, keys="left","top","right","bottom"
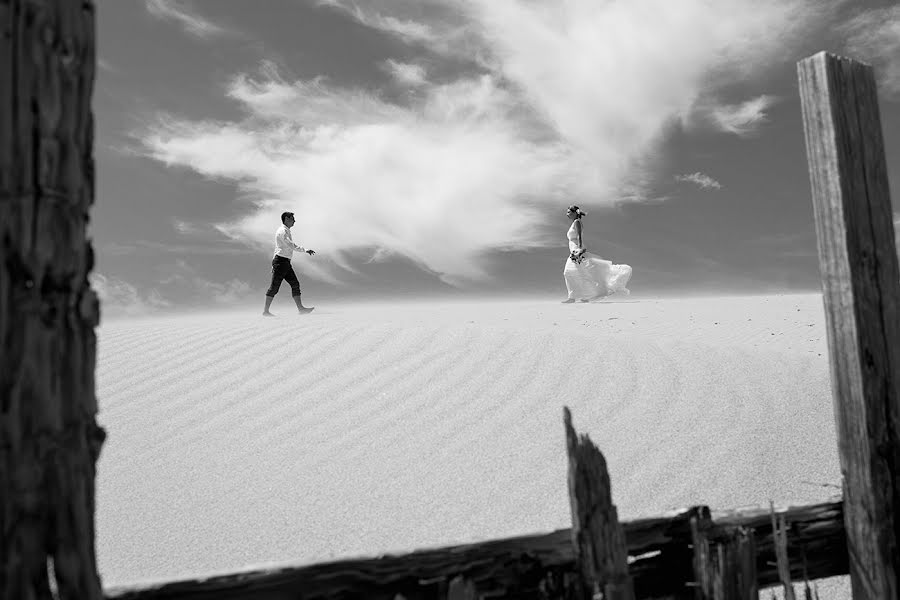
{"left": 140, "top": 67, "right": 576, "bottom": 284}
{"left": 317, "top": 0, "right": 441, "bottom": 45}
{"left": 156, "top": 260, "right": 254, "bottom": 305}
{"left": 97, "top": 58, "right": 117, "bottom": 74}
{"left": 100, "top": 240, "right": 251, "bottom": 256}
{"left": 91, "top": 273, "right": 171, "bottom": 317}
{"left": 139, "top": 0, "right": 842, "bottom": 285}
{"left": 145, "top": 0, "right": 231, "bottom": 39}
{"left": 195, "top": 278, "right": 253, "bottom": 304}
{"left": 703, "top": 95, "right": 778, "bottom": 137}
{"left": 383, "top": 60, "right": 428, "bottom": 87}
{"left": 317, "top": 0, "right": 485, "bottom": 62}
{"left": 174, "top": 219, "right": 200, "bottom": 234}
{"left": 675, "top": 172, "right": 723, "bottom": 190}
{"left": 842, "top": 6, "right": 900, "bottom": 97}
{"left": 225, "top": 60, "right": 406, "bottom": 124}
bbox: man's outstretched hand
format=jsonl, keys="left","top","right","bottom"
{"left": 306, "top": 249, "right": 316, "bottom": 255}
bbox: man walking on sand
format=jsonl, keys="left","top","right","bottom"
{"left": 263, "top": 211, "right": 316, "bottom": 316}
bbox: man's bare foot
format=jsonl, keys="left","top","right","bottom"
{"left": 561, "top": 298, "right": 576, "bottom": 304}
{"left": 298, "top": 307, "right": 315, "bottom": 314}
{"left": 263, "top": 311, "right": 276, "bottom": 317}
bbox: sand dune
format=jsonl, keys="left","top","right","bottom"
{"left": 95, "top": 293, "right": 842, "bottom": 589}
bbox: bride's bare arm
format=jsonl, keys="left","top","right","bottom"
{"left": 575, "top": 220, "right": 584, "bottom": 250}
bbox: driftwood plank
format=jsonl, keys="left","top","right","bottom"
{"left": 1, "top": 1, "right": 105, "bottom": 599}
{"left": 103, "top": 501, "right": 845, "bottom": 600}
{"left": 564, "top": 407, "right": 634, "bottom": 600}
{"left": 798, "top": 51, "right": 900, "bottom": 600}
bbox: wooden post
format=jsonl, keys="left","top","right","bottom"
{"left": 447, "top": 575, "right": 479, "bottom": 600}
{"left": 0, "top": 1, "right": 105, "bottom": 599}
{"left": 714, "top": 528, "right": 758, "bottom": 600}
{"left": 770, "top": 504, "right": 795, "bottom": 600}
{"left": 564, "top": 407, "right": 634, "bottom": 600}
{"left": 691, "top": 510, "right": 715, "bottom": 600}
{"left": 798, "top": 50, "right": 900, "bottom": 600}
{"left": 695, "top": 525, "right": 757, "bottom": 600}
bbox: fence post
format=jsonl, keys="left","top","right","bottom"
{"left": 798, "top": 50, "right": 900, "bottom": 600}
{"left": 770, "top": 504, "right": 795, "bottom": 600}
{"left": 691, "top": 510, "right": 716, "bottom": 600}
{"left": 447, "top": 575, "right": 478, "bottom": 600}
{"left": 0, "top": 1, "right": 105, "bottom": 599}
{"left": 714, "top": 528, "right": 758, "bottom": 600}
{"left": 564, "top": 407, "right": 634, "bottom": 600}
{"left": 694, "top": 521, "right": 757, "bottom": 600}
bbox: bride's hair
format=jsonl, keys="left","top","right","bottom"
{"left": 568, "top": 205, "right": 586, "bottom": 218}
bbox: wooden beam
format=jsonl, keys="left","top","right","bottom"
{"left": 103, "top": 500, "right": 846, "bottom": 600}
{"left": 798, "top": 51, "right": 900, "bottom": 600}
{"left": 0, "top": 1, "right": 105, "bottom": 599}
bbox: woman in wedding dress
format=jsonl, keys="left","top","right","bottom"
{"left": 562, "top": 205, "right": 632, "bottom": 303}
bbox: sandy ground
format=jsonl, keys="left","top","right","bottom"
{"left": 94, "top": 293, "right": 844, "bottom": 591}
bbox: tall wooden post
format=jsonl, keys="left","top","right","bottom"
{"left": 798, "top": 51, "right": 900, "bottom": 600}
{"left": 564, "top": 407, "right": 634, "bottom": 600}
{"left": 0, "top": 1, "right": 105, "bottom": 598}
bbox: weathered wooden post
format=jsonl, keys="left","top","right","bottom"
{"left": 711, "top": 528, "right": 757, "bottom": 600}
{"left": 691, "top": 510, "right": 716, "bottom": 600}
{"left": 564, "top": 407, "right": 634, "bottom": 600}
{"left": 770, "top": 505, "right": 794, "bottom": 600}
{"left": 447, "top": 575, "right": 478, "bottom": 600}
{"left": 798, "top": 51, "right": 900, "bottom": 600}
{"left": 0, "top": 1, "right": 105, "bottom": 598}
{"left": 693, "top": 524, "right": 758, "bottom": 600}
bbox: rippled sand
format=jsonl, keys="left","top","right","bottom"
{"left": 95, "top": 293, "right": 842, "bottom": 591}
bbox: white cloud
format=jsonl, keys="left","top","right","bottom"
{"left": 317, "top": 0, "right": 441, "bottom": 45}
{"left": 675, "top": 172, "right": 723, "bottom": 190}
{"left": 145, "top": 0, "right": 231, "bottom": 39}
{"left": 156, "top": 260, "right": 256, "bottom": 305}
{"left": 225, "top": 60, "right": 406, "bottom": 124}
{"left": 317, "top": 0, "right": 485, "bottom": 62}
{"left": 366, "top": 15, "right": 436, "bottom": 44}
{"left": 843, "top": 6, "right": 900, "bottom": 97}
{"left": 90, "top": 273, "right": 171, "bottom": 317}
{"left": 91, "top": 264, "right": 255, "bottom": 312}
{"left": 97, "top": 58, "right": 117, "bottom": 74}
{"left": 140, "top": 0, "right": 842, "bottom": 285}
{"left": 194, "top": 278, "right": 253, "bottom": 304}
{"left": 173, "top": 219, "right": 199, "bottom": 234}
{"left": 383, "top": 60, "right": 428, "bottom": 87}
{"left": 140, "top": 67, "right": 578, "bottom": 283}
{"left": 341, "top": 1, "right": 829, "bottom": 149}
{"left": 101, "top": 240, "right": 250, "bottom": 256}
{"left": 703, "top": 95, "right": 778, "bottom": 137}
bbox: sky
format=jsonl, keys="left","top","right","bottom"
{"left": 91, "top": 0, "right": 900, "bottom": 315}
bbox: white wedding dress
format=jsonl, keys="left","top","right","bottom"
{"left": 564, "top": 220, "right": 632, "bottom": 301}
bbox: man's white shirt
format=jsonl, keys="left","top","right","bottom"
{"left": 274, "top": 225, "right": 305, "bottom": 259}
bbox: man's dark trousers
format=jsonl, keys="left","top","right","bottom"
{"left": 266, "top": 256, "right": 301, "bottom": 297}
